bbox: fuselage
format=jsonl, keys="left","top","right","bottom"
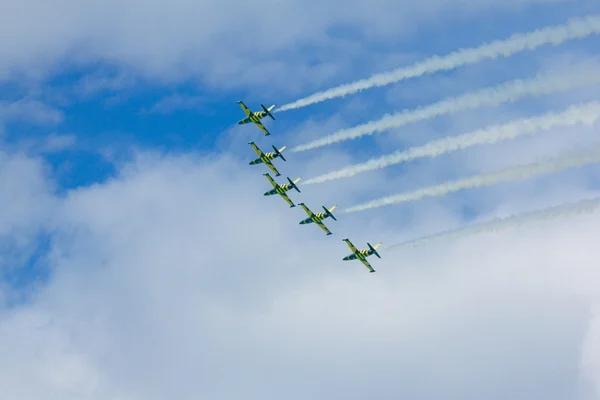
{"left": 343, "top": 249, "right": 372, "bottom": 261}
{"left": 264, "top": 183, "right": 292, "bottom": 196}
{"left": 300, "top": 211, "right": 328, "bottom": 225}
{"left": 238, "top": 111, "right": 267, "bottom": 125}
{"left": 250, "top": 151, "right": 278, "bottom": 165}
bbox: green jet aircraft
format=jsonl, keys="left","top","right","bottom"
{"left": 237, "top": 101, "right": 275, "bottom": 136}
{"left": 342, "top": 239, "right": 382, "bottom": 273}
{"left": 298, "top": 203, "right": 337, "bottom": 235}
{"left": 248, "top": 142, "right": 286, "bottom": 176}
{"left": 263, "top": 173, "right": 301, "bottom": 208}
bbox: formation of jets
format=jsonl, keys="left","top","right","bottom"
{"left": 238, "top": 101, "right": 382, "bottom": 273}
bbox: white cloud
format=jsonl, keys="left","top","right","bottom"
{"left": 75, "top": 71, "right": 137, "bottom": 97}
{"left": 582, "top": 305, "right": 600, "bottom": 397}
{"left": 41, "top": 134, "right": 77, "bottom": 153}
{"left": 0, "top": 307, "right": 122, "bottom": 400}
{"left": 0, "top": 151, "right": 57, "bottom": 270}
{"left": 0, "top": 99, "right": 63, "bottom": 126}
{"left": 143, "top": 94, "right": 205, "bottom": 115}
{"left": 0, "top": 0, "right": 588, "bottom": 91}
{"left": 0, "top": 147, "right": 599, "bottom": 399}
{"left": 11, "top": 134, "right": 77, "bottom": 155}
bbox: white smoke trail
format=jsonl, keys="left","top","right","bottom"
{"left": 303, "top": 101, "right": 600, "bottom": 184}
{"left": 290, "top": 67, "right": 600, "bottom": 152}
{"left": 383, "top": 196, "right": 600, "bottom": 251}
{"left": 342, "top": 145, "right": 600, "bottom": 213}
{"left": 277, "top": 14, "right": 600, "bottom": 112}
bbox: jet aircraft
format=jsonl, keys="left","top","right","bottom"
{"left": 248, "top": 142, "right": 286, "bottom": 176}
{"left": 342, "top": 239, "right": 382, "bottom": 273}
{"left": 298, "top": 203, "right": 337, "bottom": 235}
{"left": 263, "top": 173, "right": 301, "bottom": 208}
{"left": 237, "top": 101, "right": 275, "bottom": 136}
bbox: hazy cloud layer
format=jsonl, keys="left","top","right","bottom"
{"left": 0, "top": 149, "right": 599, "bottom": 399}
{"left": 0, "top": 0, "right": 587, "bottom": 90}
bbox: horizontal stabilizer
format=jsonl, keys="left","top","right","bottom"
{"left": 261, "top": 104, "right": 276, "bottom": 120}
{"left": 272, "top": 145, "right": 287, "bottom": 161}
{"left": 367, "top": 242, "right": 381, "bottom": 258}
{"left": 323, "top": 205, "right": 337, "bottom": 221}
{"left": 287, "top": 177, "right": 301, "bottom": 193}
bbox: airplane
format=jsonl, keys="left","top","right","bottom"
{"left": 298, "top": 203, "right": 337, "bottom": 235}
{"left": 237, "top": 101, "right": 276, "bottom": 136}
{"left": 248, "top": 142, "right": 286, "bottom": 176}
{"left": 342, "top": 238, "right": 382, "bottom": 273}
{"left": 263, "top": 173, "right": 301, "bottom": 208}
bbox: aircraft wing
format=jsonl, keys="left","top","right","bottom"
{"left": 359, "top": 258, "right": 375, "bottom": 273}
{"left": 238, "top": 101, "right": 252, "bottom": 116}
{"left": 278, "top": 191, "right": 295, "bottom": 207}
{"left": 265, "top": 161, "right": 280, "bottom": 176}
{"left": 343, "top": 239, "right": 359, "bottom": 254}
{"left": 299, "top": 203, "right": 314, "bottom": 218}
{"left": 253, "top": 120, "right": 271, "bottom": 136}
{"left": 249, "top": 142, "right": 264, "bottom": 157}
{"left": 264, "top": 173, "right": 278, "bottom": 188}
{"left": 314, "top": 219, "right": 332, "bottom": 235}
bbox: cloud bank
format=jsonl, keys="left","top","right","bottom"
{"left": 0, "top": 148, "right": 599, "bottom": 399}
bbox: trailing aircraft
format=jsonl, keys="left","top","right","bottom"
{"left": 263, "top": 173, "right": 301, "bottom": 208}
{"left": 237, "top": 101, "right": 276, "bottom": 136}
{"left": 298, "top": 203, "right": 337, "bottom": 235}
{"left": 342, "top": 239, "right": 382, "bottom": 273}
{"left": 248, "top": 142, "right": 286, "bottom": 176}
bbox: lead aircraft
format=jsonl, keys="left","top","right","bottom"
{"left": 237, "top": 101, "right": 276, "bottom": 136}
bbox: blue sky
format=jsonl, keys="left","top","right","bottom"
{"left": 1, "top": 1, "right": 600, "bottom": 399}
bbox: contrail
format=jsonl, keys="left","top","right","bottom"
{"left": 290, "top": 67, "right": 600, "bottom": 152}
{"left": 342, "top": 144, "right": 600, "bottom": 213}
{"left": 383, "top": 196, "right": 600, "bottom": 251}
{"left": 303, "top": 101, "right": 600, "bottom": 184}
{"left": 277, "top": 14, "right": 600, "bottom": 112}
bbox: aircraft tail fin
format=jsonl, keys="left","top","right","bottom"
{"left": 287, "top": 177, "right": 301, "bottom": 193}
{"left": 272, "top": 145, "right": 286, "bottom": 161}
{"left": 367, "top": 242, "right": 382, "bottom": 259}
{"left": 323, "top": 205, "right": 337, "bottom": 221}
{"left": 261, "top": 104, "right": 276, "bottom": 120}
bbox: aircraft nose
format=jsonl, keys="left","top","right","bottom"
{"left": 263, "top": 192, "right": 269, "bottom": 196}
